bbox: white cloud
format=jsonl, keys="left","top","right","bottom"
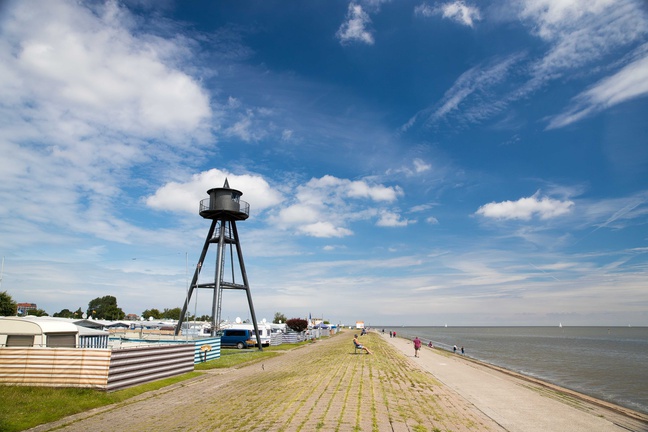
{"left": 409, "top": 0, "right": 648, "bottom": 129}
{"left": 521, "top": 0, "right": 648, "bottom": 88}
{"left": 376, "top": 211, "right": 414, "bottom": 227}
{"left": 0, "top": 1, "right": 213, "bottom": 248}
{"left": 0, "top": 1, "right": 211, "bottom": 140}
{"left": 281, "top": 129, "right": 294, "bottom": 141}
{"left": 146, "top": 169, "right": 283, "bottom": 214}
{"left": 299, "top": 222, "right": 353, "bottom": 238}
{"left": 412, "top": 53, "right": 524, "bottom": 126}
{"left": 415, "top": 1, "right": 481, "bottom": 27}
{"left": 277, "top": 204, "right": 320, "bottom": 224}
{"left": 413, "top": 158, "right": 431, "bottom": 173}
{"left": 547, "top": 52, "right": 648, "bottom": 128}
{"left": 347, "top": 179, "right": 402, "bottom": 201}
{"left": 386, "top": 158, "right": 436, "bottom": 177}
{"left": 336, "top": 3, "right": 374, "bottom": 45}
{"left": 223, "top": 108, "right": 273, "bottom": 142}
{"left": 476, "top": 193, "right": 574, "bottom": 220}
{"left": 270, "top": 175, "right": 404, "bottom": 237}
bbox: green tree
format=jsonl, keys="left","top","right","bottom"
{"left": 286, "top": 318, "right": 308, "bottom": 332}
{"left": 142, "top": 308, "right": 161, "bottom": 320}
{"left": 162, "top": 307, "right": 182, "bottom": 320}
{"left": 0, "top": 291, "right": 17, "bottom": 316}
{"left": 87, "top": 295, "right": 125, "bottom": 320}
{"left": 53, "top": 308, "right": 72, "bottom": 318}
{"left": 27, "top": 308, "right": 48, "bottom": 317}
{"left": 53, "top": 308, "right": 82, "bottom": 318}
{"left": 273, "top": 312, "right": 287, "bottom": 324}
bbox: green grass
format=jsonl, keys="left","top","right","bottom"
{"left": 0, "top": 342, "right": 307, "bottom": 431}
{"left": 0, "top": 372, "right": 201, "bottom": 432}
{"left": 195, "top": 341, "right": 306, "bottom": 370}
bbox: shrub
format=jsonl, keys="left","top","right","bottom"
{"left": 285, "top": 318, "right": 308, "bottom": 332}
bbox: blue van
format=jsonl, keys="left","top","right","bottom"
{"left": 217, "top": 328, "right": 255, "bottom": 349}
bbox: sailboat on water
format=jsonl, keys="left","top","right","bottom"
{"left": 559, "top": 322, "right": 562, "bottom": 328}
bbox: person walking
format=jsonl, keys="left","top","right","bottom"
{"left": 413, "top": 336, "right": 422, "bottom": 357}
{"left": 453, "top": 345, "right": 457, "bottom": 353}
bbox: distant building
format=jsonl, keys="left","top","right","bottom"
{"left": 125, "top": 313, "right": 139, "bottom": 321}
{"left": 355, "top": 321, "right": 365, "bottom": 329}
{"left": 17, "top": 303, "right": 37, "bottom": 315}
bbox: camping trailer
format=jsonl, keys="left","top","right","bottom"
{"left": 0, "top": 317, "right": 79, "bottom": 348}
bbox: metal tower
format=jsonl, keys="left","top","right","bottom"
{"left": 174, "top": 179, "right": 262, "bottom": 350}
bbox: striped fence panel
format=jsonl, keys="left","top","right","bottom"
{"left": 193, "top": 337, "right": 221, "bottom": 364}
{"left": 282, "top": 332, "right": 305, "bottom": 344}
{"left": 270, "top": 333, "right": 284, "bottom": 346}
{"left": 0, "top": 347, "right": 111, "bottom": 388}
{"left": 106, "top": 344, "right": 195, "bottom": 391}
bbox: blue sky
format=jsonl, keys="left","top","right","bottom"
{"left": 1, "top": 0, "right": 647, "bottom": 326}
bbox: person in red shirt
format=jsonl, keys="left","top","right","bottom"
{"left": 413, "top": 337, "right": 422, "bottom": 357}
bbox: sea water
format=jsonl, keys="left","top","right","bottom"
{"left": 387, "top": 326, "right": 648, "bottom": 415}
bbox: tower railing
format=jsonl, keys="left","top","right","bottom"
{"left": 199, "top": 198, "right": 250, "bottom": 216}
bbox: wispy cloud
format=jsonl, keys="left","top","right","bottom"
{"left": 409, "top": 0, "right": 648, "bottom": 129}
{"left": 521, "top": 0, "right": 648, "bottom": 89}
{"left": 547, "top": 50, "right": 648, "bottom": 128}
{"left": 415, "top": 1, "right": 481, "bottom": 27}
{"left": 404, "top": 53, "right": 525, "bottom": 128}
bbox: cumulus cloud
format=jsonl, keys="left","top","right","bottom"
{"left": 376, "top": 211, "right": 414, "bottom": 227}
{"left": 476, "top": 193, "right": 574, "bottom": 220}
{"left": 299, "top": 222, "right": 354, "bottom": 238}
{"left": 146, "top": 169, "right": 283, "bottom": 214}
{"left": 270, "top": 175, "right": 404, "bottom": 237}
{"left": 0, "top": 1, "right": 211, "bottom": 141}
{"left": 415, "top": 1, "right": 481, "bottom": 27}
{"left": 336, "top": 3, "right": 374, "bottom": 45}
{"left": 0, "top": 1, "right": 213, "bottom": 246}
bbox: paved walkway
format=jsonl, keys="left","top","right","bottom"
{"left": 27, "top": 331, "right": 648, "bottom": 432}
{"left": 384, "top": 333, "right": 648, "bottom": 432}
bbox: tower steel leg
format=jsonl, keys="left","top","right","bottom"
{"left": 175, "top": 219, "right": 217, "bottom": 336}
{"left": 211, "top": 221, "right": 226, "bottom": 335}
{"left": 231, "top": 221, "right": 263, "bottom": 350}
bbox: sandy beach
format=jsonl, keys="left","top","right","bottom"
{"left": 27, "top": 331, "right": 648, "bottom": 432}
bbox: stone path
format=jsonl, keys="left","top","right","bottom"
{"left": 28, "top": 331, "right": 648, "bottom": 432}
{"left": 28, "top": 332, "right": 503, "bottom": 432}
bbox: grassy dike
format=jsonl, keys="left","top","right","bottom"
{"left": 1, "top": 332, "right": 499, "bottom": 432}
{"left": 0, "top": 344, "right": 294, "bottom": 431}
